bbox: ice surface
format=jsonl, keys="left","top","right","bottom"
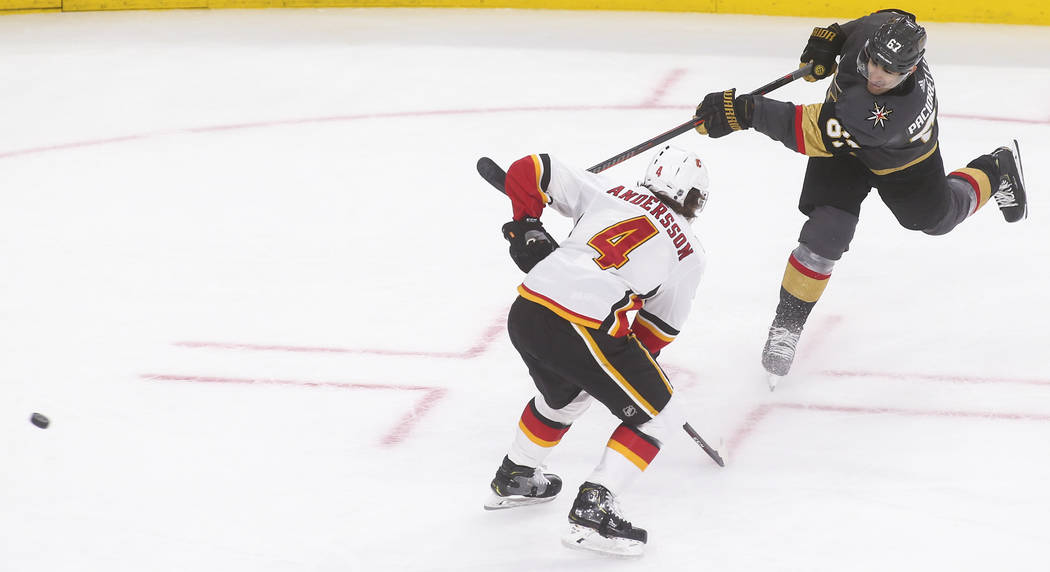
{"left": 1, "top": 8, "right": 1048, "bottom": 571}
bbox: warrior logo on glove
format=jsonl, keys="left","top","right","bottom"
{"left": 800, "top": 23, "right": 845, "bottom": 81}
{"left": 694, "top": 89, "right": 754, "bottom": 138}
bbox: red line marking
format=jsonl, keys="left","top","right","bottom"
{"left": 140, "top": 373, "right": 447, "bottom": 446}
{"left": 3, "top": 107, "right": 1043, "bottom": 160}
{"left": 796, "top": 314, "right": 843, "bottom": 362}
{"left": 641, "top": 68, "right": 686, "bottom": 106}
{"left": 727, "top": 402, "right": 776, "bottom": 453}
{"left": 728, "top": 401, "right": 1050, "bottom": 454}
{"left": 795, "top": 316, "right": 1049, "bottom": 386}
{"left": 0, "top": 134, "right": 151, "bottom": 159}
{"left": 662, "top": 363, "right": 703, "bottom": 390}
{"left": 819, "top": 369, "right": 1050, "bottom": 386}
{"left": 940, "top": 112, "right": 1048, "bottom": 125}
{"left": 175, "top": 312, "right": 505, "bottom": 358}
{"left": 775, "top": 402, "right": 1050, "bottom": 421}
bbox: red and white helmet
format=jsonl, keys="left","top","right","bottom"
{"left": 641, "top": 145, "right": 710, "bottom": 214}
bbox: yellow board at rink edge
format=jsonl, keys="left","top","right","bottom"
{"left": 1, "top": 0, "right": 1047, "bottom": 27}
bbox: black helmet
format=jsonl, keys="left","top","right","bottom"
{"left": 858, "top": 15, "right": 927, "bottom": 75}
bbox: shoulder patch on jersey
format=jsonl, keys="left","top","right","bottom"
{"left": 867, "top": 101, "right": 893, "bottom": 129}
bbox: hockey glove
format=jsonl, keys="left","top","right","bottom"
{"left": 695, "top": 89, "right": 753, "bottom": 138}
{"left": 799, "top": 23, "right": 844, "bottom": 81}
{"left": 502, "top": 217, "right": 558, "bottom": 273}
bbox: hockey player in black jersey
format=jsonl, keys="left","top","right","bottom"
{"left": 692, "top": 9, "right": 1028, "bottom": 387}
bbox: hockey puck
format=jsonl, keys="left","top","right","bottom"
{"left": 30, "top": 412, "right": 50, "bottom": 429}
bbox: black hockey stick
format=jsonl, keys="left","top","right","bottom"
{"left": 585, "top": 63, "right": 814, "bottom": 173}
{"left": 477, "top": 156, "right": 510, "bottom": 194}
{"left": 476, "top": 64, "right": 813, "bottom": 186}
{"left": 682, "top": 422, "right": 725, "bottom": 467}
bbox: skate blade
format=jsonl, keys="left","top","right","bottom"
{"left": 767, "top": 373, "right": 783, "bottom": 391}
{"left": 561, "top": 524, "right": 644, "bottom": 558}
{"left": 483, "top": 492, "right": 557, "bottom": 511}
{"left": 1012, "top": 139, "right": 1024, "bottom": 183}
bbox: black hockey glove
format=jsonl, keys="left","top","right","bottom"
{"left": 694, "top": 89, "right": 753, "bottom": 138}
{"left": 502, "top": 217, "right": 558, "bottom": 273}
{"left": 799, "top": 23, "right": 845, "bottom": 82}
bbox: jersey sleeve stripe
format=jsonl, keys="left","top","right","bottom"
{"left": 798, "top": 104, "right": 832, "bottom": 157}
{"left": 794, "top": 105, "right": 807, "bottom": 154}
{"left": 538, "top": 153, "right": 552, "bottom": 192}
{"left": 529, "top": 154, "right": 552, "bottom": 204}
{"left": 606, "top": 294, "right": 643, "bottom": 338}
{"left": 632, "top": 323, "right": 672, "bottom": 355}
{"left": 637, "top": 309, "right": 679, "bottom": 337}
{"left": 634, "top": 316, "right": 674, "bottom": 343}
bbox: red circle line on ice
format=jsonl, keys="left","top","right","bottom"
{"left": 1, "top": 106, "right": 1046, "bottom": 161}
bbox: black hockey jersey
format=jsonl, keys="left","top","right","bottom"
{"left": 751, "top": 11, "right": 939, "bottom": 175}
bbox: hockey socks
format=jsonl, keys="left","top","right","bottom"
{"left": 765, "top": 245, "right": 835, "bottom": 379}
{"left": 779, "top": 250, "right": 831, "bottom": 318}
{"left": 506, "top": 398, "right": 572, "bottom": 468}
{"left": 485, "top": 396, "right": 583, "bottom": 510}
{"left": 948, "top": 167, "right": 994, "bottom": 216}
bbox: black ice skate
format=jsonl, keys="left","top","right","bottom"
{"left": 484, "top": 456, "right": 562, "bottom": 510}
{"left": 991, "top": 140, "right": 1027, "bottom": 223}
{"left": 562, "top": 482, "right": 647, "bottom": 557}
{"left": 762, "top": 326, "right": 801, "bottom": 390}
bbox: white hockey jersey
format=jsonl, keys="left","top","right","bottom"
{"left": 505, "top": 154, "right": 706, "bottom": 354}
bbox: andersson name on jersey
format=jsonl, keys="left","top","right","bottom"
{"left": 604, "top": 186, "right": 695, "bottom": 261}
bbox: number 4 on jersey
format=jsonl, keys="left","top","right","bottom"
{"left": 588, "top": 216, "right": 659, "bottom": 270}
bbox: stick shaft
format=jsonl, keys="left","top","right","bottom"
{"left": 585, "top": 63, "right": 814, "bottom": 173}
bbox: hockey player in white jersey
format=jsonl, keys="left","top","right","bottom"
{"left": 484, "top": 145, "right": 711, "bottom": 557}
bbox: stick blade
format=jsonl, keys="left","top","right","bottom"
{"left": 476, "top": 156, "right": 507, "bottom": 194}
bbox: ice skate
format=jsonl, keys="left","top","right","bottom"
{"left": 562, "top": 482, "right": 646, "bottom": 557}
{"left": 484, "top": 456, "right": 562, "bottom": 510}
{"left": 991, "top": 140, "right": 1027, "bottom": 223}
{"left": 762, "top": 326, "right": 801, "bottom": 390}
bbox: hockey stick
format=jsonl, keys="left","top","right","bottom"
{"left": 477, "top": 156, "right": 510, "bottom": 194}
{"left": 585, "top": 63, "right": 814, "bottom": 173}
{"left": 474, "top": 69, "right": 817, "bottom": 469}
{"left": 476, "top": 156, "right": 726, "bottom": 468}
{"left": 682, "top": 422, "right": 725, "bottom": 467}
{"left": 476, "top": 64, "right": 813, "bottom": 186}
